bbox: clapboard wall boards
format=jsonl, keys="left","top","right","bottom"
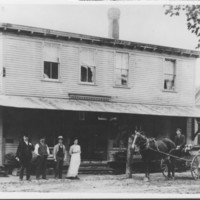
{"left": 1, "top": 33, "right": 196, "bottom": 107}
{"left": 0, "top": 33, "right": 3, "bottom": 94}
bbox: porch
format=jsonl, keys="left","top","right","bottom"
{"left": 0, "top": 95, "right": 199, "bottom": 173}
{"left": 1, "top": 107, "right": 197, "bottom": 174}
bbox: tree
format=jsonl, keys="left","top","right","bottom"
{"left": 125, "top": 124, "right": 135, "bottom": 178}
{"left": 126, "top": 135, "right": 133, "bottom": 178}
{"left": 164, "top": 5, "right": 200, "bottom": 48}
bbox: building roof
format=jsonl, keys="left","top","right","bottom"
{"left": 0, "top": 95, "right": 200, "bottom": 117}
{"left": 0, "top": 23, "right": 200, "bottom": 58}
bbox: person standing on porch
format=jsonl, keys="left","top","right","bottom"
{"left": 34, "top": 137, "right": 50, "bottom": 180}
{"left": 16, "top": 133, "right": 34, "bottom": 181}
{"left": 66, "top": 138, "right": 81, "bottom": 179}
{"left": 53, "top": 136, "right": 67, "bottom": 179}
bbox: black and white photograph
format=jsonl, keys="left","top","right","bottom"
{"left": 0, "top": 0, "right": 199, "bottom": 198}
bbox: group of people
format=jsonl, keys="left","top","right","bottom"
{"left": 16, "top": 134, "right": 81, "bottom": 181}
{"left": 15, "top": 128, "right": 185, "bottom": 181}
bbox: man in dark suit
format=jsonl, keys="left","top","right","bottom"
{"left": 16, "top": 134, "right": 34, "bottom": 181}
{"left": 174, "top": 128, "right": 185, "bottom": 156}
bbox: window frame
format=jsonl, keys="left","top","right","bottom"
{"left": 43, "top": 61, "right": 60, "bottom": 80}
{"left": 114, "top": 51, "right": 130, "bottom": 88}
{"left": 163, "top": 57, "right": 177, "bottom": 92}
{"left": 42, "top": 42, "right": 61, "bottom": 82}
{"left": 79, "top": 47, "right": 97, "bottom": 85}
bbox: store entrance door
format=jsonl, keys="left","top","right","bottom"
{"left": 73, "top": 122, "right": 108, "bottom": 161}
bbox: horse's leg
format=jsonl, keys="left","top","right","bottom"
{"left": 171, "top": 158, "right": 175, "bottom": 180}
{"left": 168, "top": 151, "right": 175, "bottom": 180}
{"left": 143, "top": 158, "right": 148, "bottom": 181}
{"left": 147, "top": 159, "right": 151, "bottom": 181}
{"left": 145, "top": 160, "right": 148, "bottom": 179}
{"left": 144, "top": 159, "right": 150, "bottom": 182}
{"left": 167, "top": 157, "right": 171, "bottom": 179}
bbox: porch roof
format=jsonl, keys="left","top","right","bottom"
{"left": 0, "top": 95, "right": 200, "bottom": 117}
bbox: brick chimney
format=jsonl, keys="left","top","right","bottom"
{"left": 107, "top": 8, "right": 120, "bottom": 40}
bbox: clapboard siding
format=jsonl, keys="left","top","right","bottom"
{"left": 5, "top": 36, "right": 43, "bottom": 97}
{"left": 3, "top": 34, "right": 196, "bottom": 106}
{"left": 0, "top": 33, "right": 3, "bottom": 94}
{"left": 5, "top": 143, "right": 18, "bottom": 155}
{"left": 0, "top": 109, "right": 3, "bottom": 166}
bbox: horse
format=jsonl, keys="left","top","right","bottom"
{"left": 131, "top": 129, "right": 176, "bottom": 181}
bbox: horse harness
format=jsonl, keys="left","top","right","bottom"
{"left": 134, "top": 132, "right": 191, "bottom": 161}
{"left": 135, "top": 132, "right": 150, "bottom": 151}
{"left": 135, "top": 132, "right": 159, "bottom": 152}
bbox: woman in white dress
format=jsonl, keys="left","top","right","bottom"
{"left": 66, "top": 138, "right": 81, "bottom": 179}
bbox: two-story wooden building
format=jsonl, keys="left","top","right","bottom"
{"left": 0, "top": 22, "right": 199, "bottom": 167}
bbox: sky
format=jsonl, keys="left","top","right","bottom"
{"left": 0, "top": 3, "right": 200, "bottom": 86}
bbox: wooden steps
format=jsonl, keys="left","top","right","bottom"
{"left": 4, "top": 161, "right": 116, "bottom": 176}
{"left": 0, "top": 166, "right": 8, "bottom": 177}
{"left": 79, "top": 161, "right": 115, "bottom": 174}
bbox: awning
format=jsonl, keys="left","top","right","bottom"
{"left": 0, "top": 95, "right": 200, "bottom": 117}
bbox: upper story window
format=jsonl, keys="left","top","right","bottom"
{"left": 163, "top": 58, "right": 176, "bottom": 91}
{"left": 43, "top": 43, "right": 60, "bottom": 80}
{"left": 115, "top": 52, "right": 129, "bottom": 87}
{"left": 80, "top": 49, "right": 96, "bottom": 84}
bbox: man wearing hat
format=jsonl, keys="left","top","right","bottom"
{"left": 34, "top": 137, "right": 50, "bottom": 180}
{"left": 16, "top": 134, "right": 34, "bottom": 181}
{"left": 53, "top": 136, "right": 67, "bottom": 179}
{"left": 174, "top": 128, "right": 185, "bottom": 155}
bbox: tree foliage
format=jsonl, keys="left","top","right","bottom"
{"left": 164, "top": 5, "right": 200, "bottom": 48}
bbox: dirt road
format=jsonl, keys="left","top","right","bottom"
{"left": 0, "top": 172, "right": 199, "bottom": 193}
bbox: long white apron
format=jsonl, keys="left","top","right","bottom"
{"left": 66, "top": 144, "right": 81, "bottom": 177}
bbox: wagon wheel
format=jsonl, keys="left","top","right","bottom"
{"left": 160, "top": 158, "right": 168, "bottom": 177}
{"left": 191, "top": 154, "right": 200, "bottom": 180}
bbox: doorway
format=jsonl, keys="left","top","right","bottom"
{"left": 71, "top": 121, "right": 108, "bottom": 161}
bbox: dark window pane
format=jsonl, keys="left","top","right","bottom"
{"left": 52, "top": 62, "right": 58, "bottom": 79}
{"left": 121, "top": 78, "right": 127, "bottom": 86}
{"left": 121, "top": 69, "right": 128, "bottom": 86}
{"left": 88, "top": 67, "right": 93, "bottom": 83}
{"left": 44, "top": 62, "right": 51, "bottom": 79}
{"left": 164, "top": 74, "right": 175, "bottom": 90}
{"left": 164, "top": 80, "right": 167, "bottom": 89}
{"left": 81, "top": 66, "right": 87, "bottom": 82}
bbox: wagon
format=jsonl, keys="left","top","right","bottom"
{"left": 160, "top": 145, "right": 200, "bottom": 180}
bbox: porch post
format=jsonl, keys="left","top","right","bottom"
{"left": 126, "top": 136, "right": 133, "bottom": 178}
{"left": 0, "top": 108, "right": 3, "bottom": 166}
{"left": 194, "top": 119, "right": 200, "bottom": 144}
{"left": 163, "top": 117, "right": 172, "bottom": 138}
{"left": 186, "top": 117, "right": 193, "bottom": 145}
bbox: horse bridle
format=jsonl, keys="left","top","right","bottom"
{"left": 132, "top": 131, "right": 150, "bottom": 151}
{"left": 132, "top": 132, "right": 161, "bottom": 153}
